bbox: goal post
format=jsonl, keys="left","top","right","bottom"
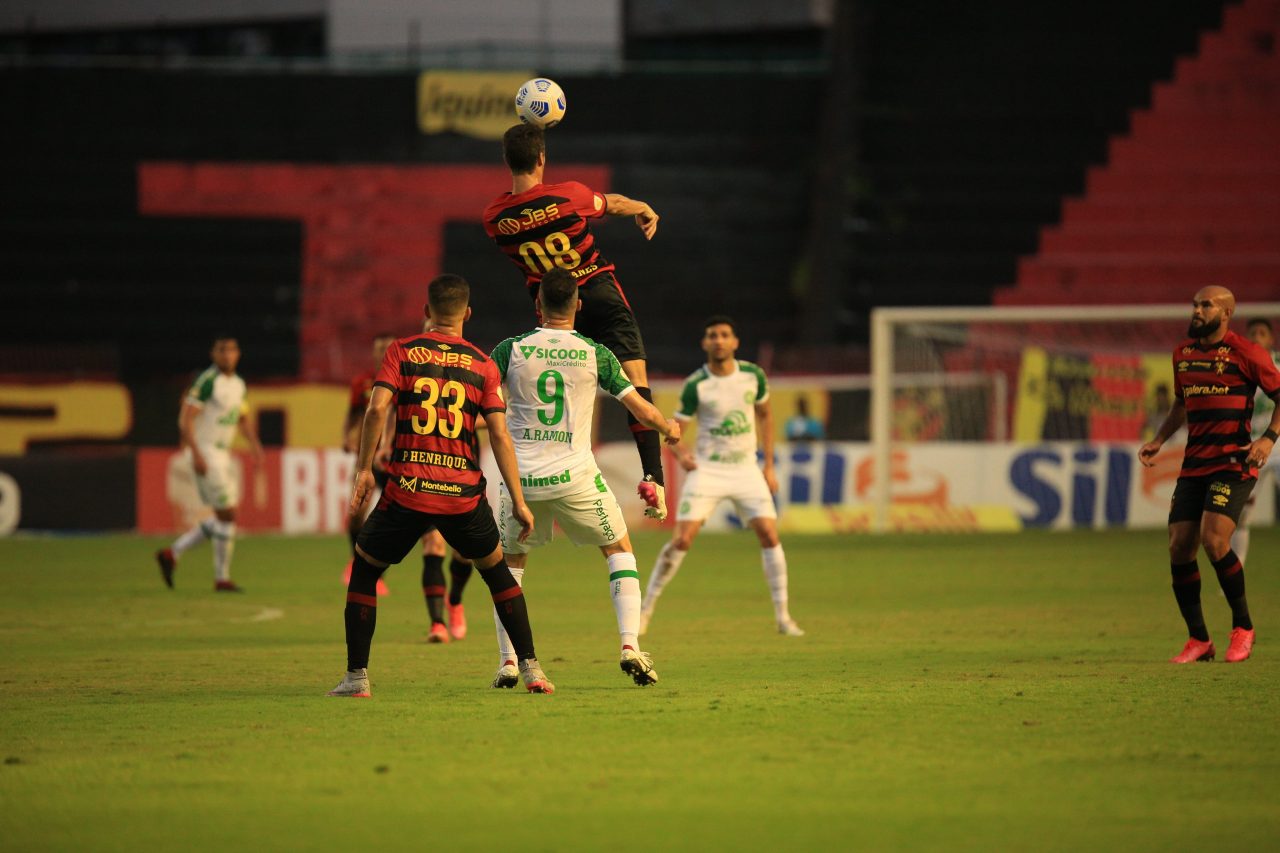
{"left": 869, "top": 302, "right": 1280, "bottom": 533}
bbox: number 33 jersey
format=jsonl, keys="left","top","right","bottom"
{"left": 482, "top": 181, "right": 615, "bottom": 296}
{"left": 373, "top": 331, "right": 506, "bottom": 514}
{"left": 490, "top": 327, "right": 634, "bottom": 499}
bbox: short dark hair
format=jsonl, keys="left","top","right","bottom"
{"left": 1246, "top": 317, "right": 1273, "bottom": 332}
{"left": 703, "top": 314, "right": 737, "bottom": 336}
{"left": 538, "top": 268, "right": 578, "bottom": 315}
{"left": 212, "top": 334, "right": 238, "bottom": 345}
{"left": 426, "top": 274, "right": 470, "bottom": 316}
{"left": 503, "top": 123, "right": 545, "bottom": 174}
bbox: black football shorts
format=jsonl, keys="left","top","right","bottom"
{"left": 357, "top": 496, "right": 499, "bottom": 565}
{"left": 574, "top": 272, "right": 647, "bottom": 363}
{"left": 1168, "top": 473, "right": 1256, "bottom": 526}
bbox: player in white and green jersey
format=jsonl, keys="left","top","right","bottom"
{"left": 155, "top": 336, "right": 264, "bottom": 592}
{"left": 488, "top": 268, "right": 681, "bottom": 688}
{"left": 641, "top": 315, "right": 804, "bottom": 637}
{"left": 1232, "top": 317, "right": 1279, "bottom": 565}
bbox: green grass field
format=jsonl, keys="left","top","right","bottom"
{"left": 2, "top": 528, "right": 1278, "bottom": 851}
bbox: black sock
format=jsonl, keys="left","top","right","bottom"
{"left": 478, "top": 558, "right": 536, "bottom": 661}
{"left": 1211, "top": 550, "right": 1252, "bottom": 630}
{"left": 629, "top": 386, "right": 664, "bottom": 486}
{"left": 447, "top": 556, "right": 474, "bottom": 606}
{"left": 421, "top": 554, "right": 446, "bottom": 624}
{"left": 1171, "top": 561, "right": 1209, "bottom": 641}
{"left": 344, "top": 555, "right": 384, "bottom": 670}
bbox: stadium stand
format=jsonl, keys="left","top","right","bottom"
{"left": 1002, "top": 0, "right": 1280, "bottom": 304}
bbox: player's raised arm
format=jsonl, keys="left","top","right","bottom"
{"left": 1139, "top": 397, "right": 1186, "bottom": 467}
{"left": 603, "top": 192, "right": 659, "bottom": 240}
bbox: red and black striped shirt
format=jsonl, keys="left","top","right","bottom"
{"left": 482, "top": 180, "right": 615, "bottom": 297}
{"left": 1173, "top": 330, "right": 1280, "bottom": 480}
{"left": 372, "top": 331, "right": 505, "bottom": 514}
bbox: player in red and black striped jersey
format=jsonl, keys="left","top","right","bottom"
{"left": 327, "top": 274, "right": 554, "bottom": 697}
{"left": 482, "top": 123, "right": 670, "bottom": 520}
{"left": 342, "top": 331, "right": 476, "bottom": 642}
{"left": 1140, "top": 286, "right": 1280, "bottom": 665}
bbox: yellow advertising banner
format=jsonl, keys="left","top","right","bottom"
{"left": 417, "top": 71, "right": 532, "bottom": 140}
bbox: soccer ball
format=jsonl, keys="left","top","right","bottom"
{"left": 514, "top": 78, "right": 566, "bottom": 129}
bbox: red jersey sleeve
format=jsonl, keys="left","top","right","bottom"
{"left": 564, "top": 181, "right": 607, "bottom": 220}
{"left": 373, "top": 341, "right": 403, "bottom": 393}
{"left": 479, "top": 360, "right": 506, "bottom": 415}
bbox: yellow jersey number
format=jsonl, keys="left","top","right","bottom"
{"left": 411, "top": 377, "right": 466, "bottom": 438}
{"left": 518, "top": 231, "right": 582, "bottom": 275}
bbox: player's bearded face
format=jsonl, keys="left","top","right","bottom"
{"left": 1187, "top": 314, "right": 1221, "bottom": 338}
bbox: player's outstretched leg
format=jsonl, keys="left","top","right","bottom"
{"left": 158, "top": 519, "right": 216, "bottom": 588}
{"left": 1211, "top": 550, "right": 1255, "bottom": 662}
{"left": 211, "top": 518, "right": 243, "bottom": 592}
{"left": 329, "top": 553, "right": 383, "bottom": 697}
{"left": 606, "top": 548, "right": 658, "bottom": 685}
{"left": 628, "top": 386, "right": 667, "bottom": 519}
{"left": 478, "top": 557, "right": 552, "bottom": 694}
{"left": 1169, "top": 560, "right": 1214, "bottom": 663}
{"left": 490, "top": 566, "right": 523, "bottom": 686}
{"left": 640, "top": 537, "right": 691, "bottom": 635}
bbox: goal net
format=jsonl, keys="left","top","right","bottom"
{"left": 869, "top": 302, "right": 1280, "bottom": 532}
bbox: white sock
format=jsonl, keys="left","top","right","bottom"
{"left": 644, "top": 541, "right": 688, "bottom": 611}
{"left": 171, "top": 520, "right": 213, "bottom": 557}
{"left": 761, "top": 544, "right": 791, "bottom": 623}
{"left": 608, "top": 552, "right": 642, "bottom": 650}
{"left": 1231, "top": 526, "right": 1251, "bottom": 567}
{"left": 211, "top": 520, "right": 236, "bottom": 582}
{"left": 493, "top": 567, "right": 524, "bottom": 664}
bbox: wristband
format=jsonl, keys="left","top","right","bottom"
{"left": 1264, "top": 429, "right": 1279, "bottom": 443}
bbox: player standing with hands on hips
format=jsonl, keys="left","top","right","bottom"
{"left": 1140, "top": 286, "right": 1280, "bottom": 664}
{"left": 483, "top": 123, "right": 670, "bottom": 518}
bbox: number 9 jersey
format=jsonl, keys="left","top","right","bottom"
{"left": 372, "top": 331, "right": 506, "bottom": 514}
{"left": 482, "top": 180, "right": 615, "bottom": 297}
{"left": 490, "top": 327, "right": 634, "bottom": 499}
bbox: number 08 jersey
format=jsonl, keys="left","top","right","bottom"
{"left": 482, "top": 181, "right": 615, "bottom": 296}
{"left": 491, "top": 327, "right": 634, "bottom": 499}
{"left": 373, "top": 331, "right": 506, "bottom": 514}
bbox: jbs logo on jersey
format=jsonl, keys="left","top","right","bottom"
{"left": 518, "top": 345, "right": 588, "bottom": 361}
{"left": 497, "top": 203, "right": 561, "bottom": 235}
{"left": 407, "top": 347, "right": 474, "bottom": 368}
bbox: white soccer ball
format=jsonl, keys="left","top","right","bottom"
{"left": 514, "top": 78, "right": 567, "bottom": 129}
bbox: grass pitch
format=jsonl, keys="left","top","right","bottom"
{"left": 1, "top": 528, "right": 1278, "bottom": 851}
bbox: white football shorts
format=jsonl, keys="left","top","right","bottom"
{"left": 189, "top": 447, "right": 239, "bottom": 510}
{"left": 676, "top": 462, "right": 777, "bottom": 523}
{"left": 498, "top": 472, "right": 628, "bottom": 555}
